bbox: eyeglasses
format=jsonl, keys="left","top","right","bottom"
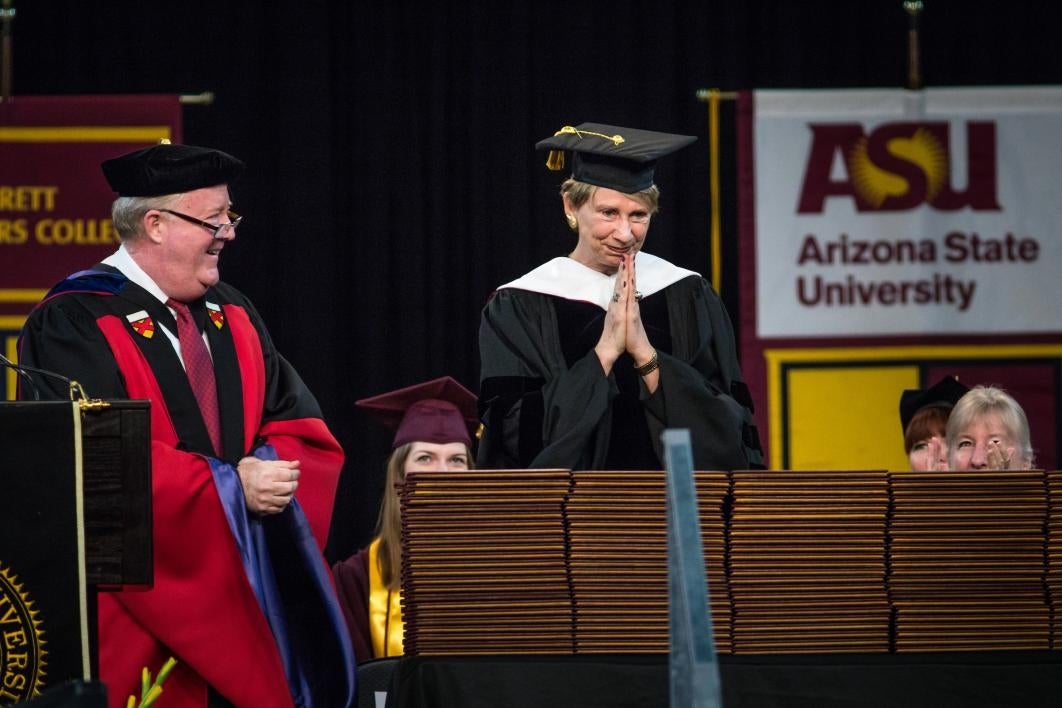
{"left": 159, "top": 208, "right": 243, "bottom": 239}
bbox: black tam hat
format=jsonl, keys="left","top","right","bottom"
{"left": 101, "top": 142, "right": 244, "bottom": 197}
{"left": 535, "top": 122, "right": 696, "bottom": 193}
{"left": 899, "top": 375, "right": 970, "bottom": 434}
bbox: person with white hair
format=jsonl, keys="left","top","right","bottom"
{"left": 946, "top": 385, "right": 1035, "bottom": 470}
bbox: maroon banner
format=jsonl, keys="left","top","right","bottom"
{"left": 0, "top": 95, "right": 182, "bottom": 399}
{"left": 0, "top": 94, "right": 182, "bottom": 312}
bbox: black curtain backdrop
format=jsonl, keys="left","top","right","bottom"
{"left": 11, "top": 1, "right": 1061, "bottom": 561}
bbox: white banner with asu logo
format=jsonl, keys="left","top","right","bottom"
{"left": 754, "top": 87, "right": 1062, "bottom": 337}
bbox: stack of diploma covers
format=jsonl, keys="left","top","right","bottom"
{"left": 399, "top": 469, "right": 573, "bottom": 655}
{"left": 398, "top": 468, "right": 1058, "bottom": 656}
{"left": 565, "top": 470, "right": 730, "bottom": 654}
{"left": 890, "top": 471, "right": 1050, "bottom": 652}
{"left": 1049, "top": 471, "right": 1062, "bottom": 647}
{"left": 399, "top": 469, "right": 730, "bottom": 655}
{"left": 728, "top": 471, "right": 891, "bottom": 654}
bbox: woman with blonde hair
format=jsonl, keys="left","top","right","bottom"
{"left": 946, "top": 385, "right": 1034, "bottom": 470}
{"left": 332, "top": 376, "right": 477, "bottom": 662}
{"left": 477, "top": 122, "right": 762, "bottom": 472}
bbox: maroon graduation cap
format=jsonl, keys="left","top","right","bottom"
{"left": 356, "top": 376, "right": 478, "bottom": 449}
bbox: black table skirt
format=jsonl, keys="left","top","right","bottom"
{"left": 374, "top": 651, "right": 1062, "bottom": 708}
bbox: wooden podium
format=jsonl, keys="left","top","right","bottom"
{"left": 0, "top": 400, "right": 151, "bottom": 705}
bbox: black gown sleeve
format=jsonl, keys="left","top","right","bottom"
{"left": 477, "top": 288, "right": 617, "bottom": 470}
{"left": 652, "top": 277, "right": 763, "bottom": 470}
{"left": 332, "top": 546, "right": 373, "bottom": 664}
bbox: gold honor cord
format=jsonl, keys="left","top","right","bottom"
{"left": 545, "top": 125, "right": 625, "bottom": 171}
{"left": 552, "top": 125, "right": 625, "bottom": 145}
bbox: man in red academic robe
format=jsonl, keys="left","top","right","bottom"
{"left": 18, "top": 143, "right": 354, "bottom": 707}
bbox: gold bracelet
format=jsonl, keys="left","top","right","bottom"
{"left": 634, "top": 350, "right": 659, "bottom": 376}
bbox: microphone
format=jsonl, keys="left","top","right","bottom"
{"left": 0, "top": 352, "right": 80, "bottom": 402}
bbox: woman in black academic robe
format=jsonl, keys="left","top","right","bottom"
{"left": 477, "top": 122, "right": 763, "bottom": 472}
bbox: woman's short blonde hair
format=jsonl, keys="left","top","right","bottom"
{"left": 560, "top": 178, "right": 660, "bottom": 213}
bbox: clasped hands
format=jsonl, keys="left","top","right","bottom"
{"left": 237, "top": 456, "right": 301, "bottom": 515}
{"left": 594, "top": 253, "right": 657, "bottom": 383}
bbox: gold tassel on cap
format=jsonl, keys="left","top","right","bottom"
{"left": 544, "top": 125, "right": 625, "bottom": 171}
{"left": 545, "top": 150, "right": 565, "bottom": 171}
{"left": 545, "top": 125, "right": 578, "bottom": 171}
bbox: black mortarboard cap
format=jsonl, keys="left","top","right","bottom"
{"left": 101, "top": 142, "right": 244, "bottom": 197}
{"left": 535, "top": 122, "right": 697, "bottom": 193}
{"left": 899, "top": 375, "right": 970, "bottom": 434}
{"left": 356, "top": 376, "right": 479, "bottom": 450}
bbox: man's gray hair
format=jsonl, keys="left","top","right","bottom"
{"left": 110, "top": 194, "right": 178, "bottom": 240}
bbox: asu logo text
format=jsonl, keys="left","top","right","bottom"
{"left": 797, "top": 121, "right": 1001, "bottom": 213}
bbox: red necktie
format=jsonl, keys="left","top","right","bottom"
{"left": 167, "top": 298, "right": 222, "bottom": 455}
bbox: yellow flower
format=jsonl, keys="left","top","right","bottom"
{"left": 126, "top": 656, "right": 179, "bottom": 708}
